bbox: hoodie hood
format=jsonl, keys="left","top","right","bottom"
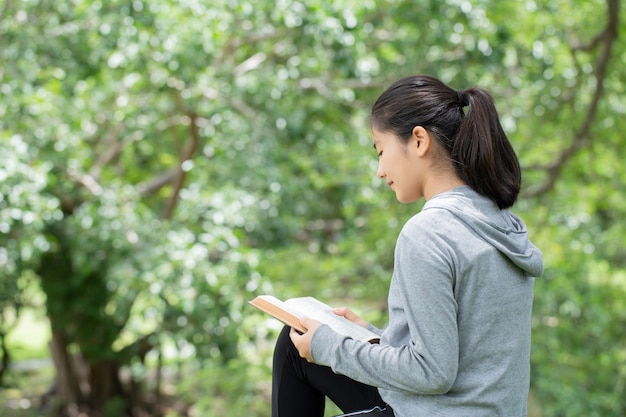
{"left": 424, "top": 186, "right": 544, "bottom": 277}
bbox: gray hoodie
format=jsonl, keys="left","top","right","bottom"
{"left": 310, "top": 186, "right": 543, "bottom": 417}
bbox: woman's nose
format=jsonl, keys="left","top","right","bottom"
{"left": 376, "top": 161, "right": 385, "bottom": 178}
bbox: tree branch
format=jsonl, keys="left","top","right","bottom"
{"left": 68, "top": 169, "right": 103, "bottom": 196}
{"left": 136, "top": 168, "right": 179, "bottom": 197}
{"left": 161, "top": 88, "right": 201, "bottom": 220}
{"left": 524, "top": 0, "right": 619, "bottom": 197}
{"left": 89, "top": 124, "right": 140, "bottom": 180}
{"left": 214, "top": 28, "right": 290, "bottom": 68}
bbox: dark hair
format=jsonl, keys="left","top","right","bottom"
{"left": 370, "top": 75, "right": 521, "bottom": 209}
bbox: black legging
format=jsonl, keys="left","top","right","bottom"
{"left": 271, "top": 326, "right": 389, "bottom": 417}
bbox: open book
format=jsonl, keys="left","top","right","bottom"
{"left": 249, "top": 295, "right": 380, "bottom": 343}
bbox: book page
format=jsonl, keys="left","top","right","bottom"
{"left": 257, "top": 295, "right": 305, "bottom": 318}
{"left": 250, "top": 295, "right": 305, "bottom": 332}
{"left": 283, "top": 297, "right": 379, "bottom": 342}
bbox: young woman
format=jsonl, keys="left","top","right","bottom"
{"left": 271, "top": 75, "right": 543, "bottom": 417}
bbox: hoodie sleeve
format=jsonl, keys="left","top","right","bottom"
{"left": 310, "top": 219, "right": 459, "bottom": 394}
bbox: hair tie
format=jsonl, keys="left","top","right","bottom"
{"left": 457, "top": 90, "right": 467, "bottom": 107}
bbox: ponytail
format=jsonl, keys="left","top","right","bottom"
{"left": 453, "top": 88, "right": 521, "bottom": 209}
{"left": 370, "top": 75, "right": 521, "bottom": 209}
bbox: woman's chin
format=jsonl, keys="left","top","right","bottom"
{"left": 396, "top": 193, "right": 421, "bottom": 204}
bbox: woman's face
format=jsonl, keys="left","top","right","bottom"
{"left": 371, "top": 128, "right": 424, "bottom": 204}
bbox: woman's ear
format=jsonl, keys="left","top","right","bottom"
{"left": 411, "top": 126, "right": 430, "bottom": 157}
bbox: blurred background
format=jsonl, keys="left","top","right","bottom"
{"left": 1, "top": 0, "right": 624, "bottom": 416}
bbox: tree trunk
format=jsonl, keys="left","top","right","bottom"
{"left": 38, "top": 223, "right": 132, "bottom": 415}
{"left": 0, "top": 331, "right": 9, "bottom": 385}
{"left": 49, "top": 321, "right": 133, "bottom": 415}
{"left": 88, "top": 359, "right": 124, "bottom": 410}
{"left": 48, "top": 324, "right": 83, "bottom": 406}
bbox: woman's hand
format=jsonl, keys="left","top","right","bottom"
{"left": 289, "top": 317, "right": 323, "bottom": 362}
{"left": 289, "top": 307, "right": 370, "bottom": 362}
{"left": 333, "top": 307, "right": 369, "bottom": 329}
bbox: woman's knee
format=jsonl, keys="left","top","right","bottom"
{"left": 274, "top": 325, "right": 296, "bottom": 361}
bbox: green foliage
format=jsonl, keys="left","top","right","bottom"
{"left": 532, "top": 262, "right": 626, "bottom": 417}
{"left": 1, "top": 0, "right": 625, "bottom": 415}
{"left": 180, "top": 358, "right": 268, "bottom": 417}
{"left": 102, "top": 396, "right": 130, "bottom": 417}
{"left": 0, "top": 135, "right": 61, "bottom": 382}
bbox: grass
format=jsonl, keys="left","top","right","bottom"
{"left": 1, "top": 364, "right": 55, "bottom": 417}
{"left": 2, "top": 307, "right": 54, "bottom": 417}
{"left": 5, "top": 308, "right": 51, "bottom": 361}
